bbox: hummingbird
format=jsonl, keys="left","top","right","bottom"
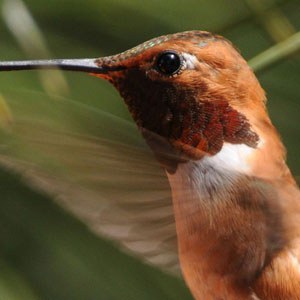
{"left": 0, "top": 30, "right": 300, "bottom": 300}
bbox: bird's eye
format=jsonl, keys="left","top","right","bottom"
{"left": 156, "top": 51, "right": 183, "bottom": 76}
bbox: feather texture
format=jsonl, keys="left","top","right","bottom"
{"left": 0, "top": 90, "right": 181, "bottom": 275}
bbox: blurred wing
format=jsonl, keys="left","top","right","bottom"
{"left": 0, "top": 90, "right": 180, "bottom": 275}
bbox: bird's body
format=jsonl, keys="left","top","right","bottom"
{"left": 0, "top": 30, "right": 300, "bottom": 299}
{"left": 168, "top": 145, "right": 300, "bottom": 300}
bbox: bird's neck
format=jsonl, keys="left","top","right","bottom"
{"left": 166, "top": 133, "right": 293, "bottom": 299}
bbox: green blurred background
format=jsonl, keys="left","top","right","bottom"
{"left": 0, "top": 0, "right": 299, "bottom": 299}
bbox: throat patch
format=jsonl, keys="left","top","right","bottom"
{"left": 113, "top": 70, "right": 259, "bottom": 161}
{"left": 171, "top": 100, "right": 259, "bottom": 158}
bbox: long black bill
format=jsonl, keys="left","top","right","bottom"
{"left": 0, "top": 58, "right": 123, "bottom": 74}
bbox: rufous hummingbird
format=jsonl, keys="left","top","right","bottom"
{"left": 0, "top": 30, "right": 300, "bottom": 300}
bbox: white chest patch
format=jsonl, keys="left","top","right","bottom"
{"left": 167, "top": 143, "right": 256, "bottom": 200}
{"left": 201, "top": 142, "right": 255, "bottom": 174}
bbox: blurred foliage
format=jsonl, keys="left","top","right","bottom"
{"left": 0, "top": 0, "right": 299, "bottom": 299}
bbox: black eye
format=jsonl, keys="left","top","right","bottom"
{"left": 156, "top": 51, "right": 182, "bottom": 76}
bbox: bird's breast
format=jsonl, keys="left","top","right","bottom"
{"left": 165, "top": 142, "right": 291, "bottom": 299}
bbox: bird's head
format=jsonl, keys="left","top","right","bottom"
{"left": 92, "top": 31, "right": 262, "bottom": 167}
{"left": 0, "top": 30, "right": 269, "bottom": 171}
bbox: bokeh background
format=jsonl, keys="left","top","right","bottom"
{"left": 0, "top": 0, "right": 299, "bottom": 299}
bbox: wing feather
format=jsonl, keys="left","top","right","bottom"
{"left": 0, "top": 90, "right": 180, "bottom": 275}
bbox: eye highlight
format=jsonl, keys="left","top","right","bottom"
{"left": 156, "top": 51, "right": 183, "bottom": 76}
